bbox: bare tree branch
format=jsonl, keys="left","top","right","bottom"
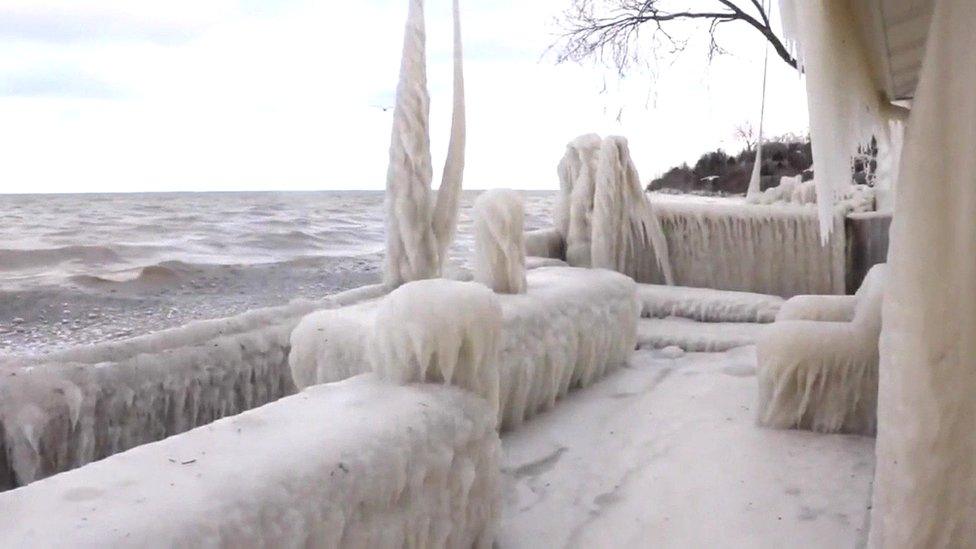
{"left": 553, "top": 0, "right": 798, "bottom": 74}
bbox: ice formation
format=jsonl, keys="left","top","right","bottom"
{"left": 556, "top": 133, "right": 602, "bottom": 267}
{"left": 287, "top": 267, "right": 638, "bottom": 430}
{"left": 779, "top": 0, "right": 894, "bottom": 241}
{"left": 373, "top": 279, "right": 502, "bottom": 420}
{"left": 756, "top": 264, "right": 886, "bottom": 435}
{"left": 494, "top": 267, "right": 637, "bottom": 429}
{"left": 653, "top": 199, "right": 846, "bottom": 297}
{"left": 384, "top": 0, "right": 466, "bottom": 287}
{"left": 0, "top": 376, "right": 502, "bottom": 548}
{"left": 591, "top": 136, "right": 673, "bottom": 284}
{"left": 869, "top": 0, "right": 976, "bottom": 544}
{"left": 0, "top": 284, "right": 385, "bottom": 490}
{"left": 638, "top": 283, "right": 783, "bottom": 323}
{"left": 289, "top": 301, "right": 379, "bottom": 390}
{"left": 473, "top": 189, "right": 527, "bottom": 294}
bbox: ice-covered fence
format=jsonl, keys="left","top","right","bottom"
{"left": 654, "top": 199, "right": 846, "bottom": 297}
{"left": 290, "top": 267, "right": 638, "bottom": 430}
{"left": 0, "top": 375, "right": 501, "bottom": 548}
{"left": 0, "top": 284, "right": 386, "bottom": 491}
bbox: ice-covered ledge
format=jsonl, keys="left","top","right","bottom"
{"left": 0, "top": 375, "right": 501, "bottom": 547}
{"left": 0, "top": 284, "right": 387, "bottom": 490}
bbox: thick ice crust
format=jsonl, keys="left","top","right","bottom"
{"left": 654, "top": 200, "right": 846, "bottom": 297}
{"left": 756, "top": 265, "right": 885, "bottom": 435}
{"left": 0, "top": 285, "right": 386, "bottom": 490}
{"left": 638, "top": 284, "right": 783, "bottom": 323}
{"left": 0, "top": 376, "right": 501, "bottom": 548}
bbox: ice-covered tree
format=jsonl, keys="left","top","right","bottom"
{"left": 384, "top": 0, "right": 466, "bottom": 288}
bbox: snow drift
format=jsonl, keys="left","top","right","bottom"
{"left": 473, "top": 189, "right": 527, "bottom": 294}
{"left": 0, "top": 376, "right": 501, "bottom": 548}
{"left": 756, "top": 264, "right": 886, "bottom": 435}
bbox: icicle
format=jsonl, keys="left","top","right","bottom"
{"left": 778, "top": 0, "right": 888, "bottom": 243}
{"left": 384, "top": 0, "right": 466, "bottom": 287}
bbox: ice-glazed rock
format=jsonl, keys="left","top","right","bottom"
{"left": 0, "top": 376, "right": 502, "bottom": 548}
{"left": 373, "top": 279, "right": 502, "bottom": 419}
{"left": 473, "top": 189, "right": 527, "bottom": 294}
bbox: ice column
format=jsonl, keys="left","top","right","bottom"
{"left": 556, "top": 134, "right": 602, "bottom": 267}
{"left": 473, "top": 189, "right": 527, "bottom": 294}
{"left": 384, "top": 0, "right": 466, "bottom": 287}
{"left": 868, "top": 0, "right": 976, "bottom": 546}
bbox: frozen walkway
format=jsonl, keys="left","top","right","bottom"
{"left": 499, "top": 347, "right": 875, "bottom": 548}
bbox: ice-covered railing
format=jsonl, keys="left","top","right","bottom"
{"left": 0, "top": 283, "right": 387, "bottom": 491}
{"left": 0, "top": 376, "right": 501, "bottom": 547}
{"left": 290, "top": 267, "right": 639, "bottom": 430}
{"left": 653, "top": 197, "right": 848, "bottom": 297}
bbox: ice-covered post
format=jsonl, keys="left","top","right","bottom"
{"left": 383, "top": 0, "right": 466, "bottom": 288}
{"left": 473, "top": 189, "right": 527, "bottom": 294}
{"left": 556, "top": 134, "right": 602, "bottom": 268}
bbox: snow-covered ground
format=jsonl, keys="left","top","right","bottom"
{"left": 500, "top": 346, "right": 875, "bottom": 548}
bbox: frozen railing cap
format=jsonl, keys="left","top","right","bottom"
{"left": 473, "top": 189, "right": 527, "bottom": 294}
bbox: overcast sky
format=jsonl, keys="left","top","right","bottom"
{"left": 0, "top": 0, "right": 809, "bottom": 193}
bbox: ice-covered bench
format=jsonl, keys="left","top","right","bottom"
{"left": 756, "top": 264, "right": 887, "bottom": 434}
{"left": 290, "top": 267, "right": 639, "bottom": 430}
{"left": 0, "top": 375, "right": 501, "bottom": 548}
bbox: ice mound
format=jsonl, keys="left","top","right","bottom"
{"left": 373, "top": 279, "right": 503, "bottom": 419}
{"left": 473, "top": 189, "right": 527, "bottom": 294}
{"left": 0, "top": 376, "right": 501, "bottom": 548}
{"left": 756, "top": 264, "right": 886, "bottom": 435}
{"left": 638, "top": 284, "right": 783, "bottom": 323}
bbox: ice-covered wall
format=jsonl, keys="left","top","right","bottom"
{"left": 289, "top": 267, "right": 638, "bottom": 430}
{"left": 473, "top": 189, "right": 527, "bottom": 294}
{"left": 869, "top": 0, "right": 976, "bottom": 544}
{"left": 0, "top": 284, "right": 386, "bottom": 491}
{"left": 0, "top": 376, "right": 501, "bottom": 548}
{"left": 384, "top": 0, "right": 466, "bottom": 287}
{"left": 591, "top": 136, "right": 673, "bottom": 284}
{"left": 654, "top": 200, "right": 847, "bottom": 297}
